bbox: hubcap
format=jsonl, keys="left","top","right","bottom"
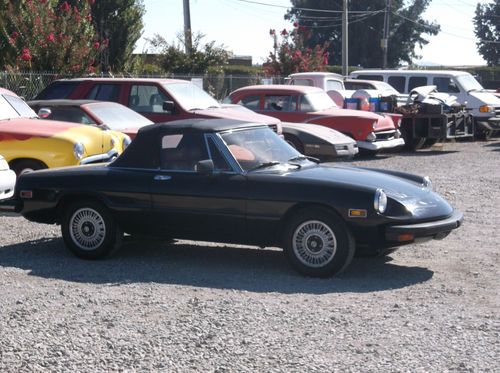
{"left": 69, "top": 208, "right": 106, "bottom": 251}
{"left": 292, "top": 220, "right": 337, "bottom": 268}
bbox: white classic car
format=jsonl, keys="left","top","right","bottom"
{"left": 0, "top": 154, "right": 16, "bottom": 201}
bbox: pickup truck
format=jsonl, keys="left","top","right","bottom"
{"left": 287, "top": 72, "right": 474, "bottom": 150}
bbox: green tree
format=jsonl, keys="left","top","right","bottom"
{"left": 286, "top": 0, "right": 440, "bottom": 67}
{"left": 474, "top": 1, "right": 499, "bottom": 66}
{"left": 61, "top": 0, "right": 145, "bottom": 71}
{"left": 0, "top": 1, "right": 103, "bottom": 73}
{"left": 265, "top": 25, "right": 330, "bottom": 76}
{"left": 146, "top": 32, "right": 231, "bottom": 74}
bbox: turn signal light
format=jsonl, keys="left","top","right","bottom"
{"left": 20, "top": 190, "right": 33, "bottom": 199}
{"left": 398, "top": 233, "right": 414, "bottom": 242}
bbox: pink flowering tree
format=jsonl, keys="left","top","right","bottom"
{"left": 0, "top": 0, "right": 105, "bottom": 73}
{"left": 264, "top": 23, "right": 330, "bottom": 76}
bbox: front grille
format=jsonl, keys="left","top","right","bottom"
{"left": 493, "top": 107, "right": 500, "bottom": 117}
{"left": 375, "top": 130, "right": 396, "bottom": 141}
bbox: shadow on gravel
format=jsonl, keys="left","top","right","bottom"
{"left": 393, "top": 150, "right": 459, "bottom": 157}
{"left": 0, "top": 237, "right": 433, "bottom": 294}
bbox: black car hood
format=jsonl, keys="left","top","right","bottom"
{"left": 279, "top": 164, "right": 454, "bottom": 219}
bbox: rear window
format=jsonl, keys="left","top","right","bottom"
{"left": 35, "top": 81, "right": 79, "bottom": 99}
{"left": 388, "top": 76, "right": 405, "bottom": 93}
{"left": 354, "top": 74, "right": 383, "bottom": 81}
{"left": 86, "top": 84, "right": 121, "bottom": 102}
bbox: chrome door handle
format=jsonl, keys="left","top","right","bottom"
{"left": 154, "top": 175, "right": 171, "bottom": 181}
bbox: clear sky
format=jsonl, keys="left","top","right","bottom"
{"left": 136, "top": 0, "right": 492, "bottom": 67}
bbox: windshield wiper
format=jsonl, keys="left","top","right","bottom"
{"left": 288, "top": 155, "right": 320, "bottom": 163}
{"left": 249, "top": 161, "right": 281, "bottom": 171}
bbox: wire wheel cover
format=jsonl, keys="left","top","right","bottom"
{"left": 69, "top": 208, "right": 107, "bottom": 251}
{"left": 292, "top": 220, "right": 337, "bottom": 267}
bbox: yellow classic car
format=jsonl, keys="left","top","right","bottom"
{"left": 0, "top": 88, "right": 128, "bottom": 175}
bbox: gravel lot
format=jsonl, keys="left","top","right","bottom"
{"left": 0, "top": 140, "right": 499, "bottom": 372}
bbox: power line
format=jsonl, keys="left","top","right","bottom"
{"left": 233, "top": 0, "right": 384, "bottom": 14}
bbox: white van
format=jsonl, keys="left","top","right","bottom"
{"left": 350, "top": 70, "right": 500, "bottom": 138}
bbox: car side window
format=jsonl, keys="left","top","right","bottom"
{"left": 388, "top": 76, "right": 405, "bottom": 93}
{"left": 344, "top": 82, "right": 371, "bottom": 90}
{"left": 408, "top": 77, "right": 428, "bottom": 92}
{"left": 356, "top": 74, "right": 383, "bottom": 81}
{"left": 161, "top": 133, "right": 209, "bottom": 171}
{"left": 45, "top": 107, "right": 96, "bottom": 125}
{"left": 237, "top": 95, "right": 260, "bottom": 110}
{"left": 129, "top": 85, "right": 168, "bottom": 113}
{"left": 36, "top": 81, "right": 79, "bottom": 99}
{"left": 86, "top": 84, "right": 120, "bottom": 102}
{"left": 207, "top": 137, "right": 232, "bottom": 171}
{"left": 433, "top": 77, "right": 460, "bottom": 93}
{"left": 325, "top": 80, "right": 343, "bottom": 91}
{"left": 264, "top": 95, "right": 295, "bottom": 112}
{"left": 290, "top": 78, "right": 313, "bottom": 86}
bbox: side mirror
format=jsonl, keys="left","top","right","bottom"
{"left": 38, "top": 108, "right": 52, "bottom": 119}
{"left": 163, "top": 100, "right": 175, "bottom": 113}
{"left": 195, "top": 159, "right": 214, "bottom": 174}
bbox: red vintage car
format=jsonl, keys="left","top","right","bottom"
{"left": 225, "top": 85, "right": 405, "bottom": 154}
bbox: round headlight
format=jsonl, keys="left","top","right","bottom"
{"left": 423, "top": 176, "right": 432, "bottom": 190}
{"left": 73, "top": 142, "right": 85, "bottom": 160}
{"left": 123, "top": 135, "right": 132, "bottom": 150}
{"left": 374, "top": 189, "right": 387, "bottom": 214}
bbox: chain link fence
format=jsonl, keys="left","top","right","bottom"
{"left": 0, "top": 71, "right": 285, "bottom": 101}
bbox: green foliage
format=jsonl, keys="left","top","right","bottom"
{"left": 0, "top": 1, "right": 103, "bottom": 73}
{"left": 264, "top": 25, "right": 330, "bottom": 76}
{"left": 473, "top": 1, "right": 499, "bottom": 67}
{"left": 286, "top": 0, "right": 440, "bottom": 67}
{"left": 146, "top": 32, "right": 231, "bottom": 74}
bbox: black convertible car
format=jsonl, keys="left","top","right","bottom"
{"left": 2, "top": 119, "right": 463, "bottom": 277}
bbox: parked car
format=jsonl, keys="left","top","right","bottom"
{"left": 28, "top": 100, "right": 153, "bottom": 139}
{"left": 34, "top": 78, "right": 282, "bottom": 133}
{"left": 222, "top": 103, "right": 358, "bottom": 159}
{"left": 1, "top": 118, "right": 463, "bottom": 277}
{"left": 0, "top": 154, "right": 16, "bottom": 201}
{"left": 225, "top": 85, "right": 404, "bottom": 154}
{"left": 0, "top": 88, "right": 123, "bottom": 176}
{"left": 350, "top": 70, "right": 500, "bottom": 139}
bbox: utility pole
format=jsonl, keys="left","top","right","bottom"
{"left": 342, "top": 0, "right": 348, "bottom": 76}
{"left": 382, "top": 0, "right": 391, "bottom": 68}
{"left": 183, "top": 0, "right": 192, "bottom": 55}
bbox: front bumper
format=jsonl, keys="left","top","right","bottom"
{"left": 80, "top": 149, "right": 119, "bottom": 165}
{"left": 0, "top": 197, "right": 22, "bottom": 213}
{"left": 385, "top": 209, "right": 463, "bottom": 242}
{"left": 304, "top": 142, "right": 359, "bottom": 159}
{"left": 0, "top": 169, "right": 16, "bottom": 201}
{"left": 358, "top": 138, "right": 405, "bottom": 151}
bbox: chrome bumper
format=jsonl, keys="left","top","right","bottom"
{"left": 358, "top": 138, "right": 405, "bottom": 151}
{"left": 80, "top": 149, "right": 119, "bottom": 165}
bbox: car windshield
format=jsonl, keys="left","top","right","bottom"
{"left": 163, "top": 82, "right": 221, "bottom": 111}
{"left": 455, "top": 74, "right": 483, "bottom": 92}
{"left": 88, "top": 103, "right": 153, "bottom": 130}
{"left": 220, "top": 127, "right": 310, "bottom": 172}
{"left": 0, "top": 94, "right": 37, "bottom": 120}
{"left": 301, "top": 91, "right": 337, "bottom": 111}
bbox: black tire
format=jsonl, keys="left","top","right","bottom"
{"left": 284, "top": 134, "right": 305, "bottom": 154}
{"left": 11, "top": 159, "right": 47, "bottom": 177}
{"left": 421, "top": 138, "right": 439, "bottom": 149}
{"left": 61, "top": 200, "right": 122, "bottom": 260}
{"left": 283, "top": 207, "right": 355, "bottom": 277}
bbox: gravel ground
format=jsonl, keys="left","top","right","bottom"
{"left": 0, "top": 140, "right": 499, "bottom": 372}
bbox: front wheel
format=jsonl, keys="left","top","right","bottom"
{"left": 283, "top": 208, "right": 355, "bottom": 277}
{"left": 61, "top": 200, "right": 122, "bottom": 259}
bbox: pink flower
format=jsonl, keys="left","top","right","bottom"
{"left": 293, "top": 22, "right": 299, "bottom": 28}
{"left": 93, "top": 41, "right": 100, "bottom": 50}
{"left": 60, "top": 1, "right": 70, "bottom": 12}
{"left": 11, "top": 31, "right": 19, "bottom": 40}
{"left": 280, "top": 29, "right": 288, "bottom": 36}
{"left": 46, "top": 33, "right": 55, "bottom": 42}
{"left": 21, "top": 48, "right": 32, "bottom": 61}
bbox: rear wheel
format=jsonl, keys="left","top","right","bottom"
{"left": 11, "top": 159, "right": 47, "bottom": 176}
{"left": 61, "top": 200, "right": 122, "bottom": 259}
{"left": 283, "top": 207, "right": 355, "bottom": 277}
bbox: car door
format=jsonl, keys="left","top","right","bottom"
{"left": 149, "top": 132, "right": 247, "bottom": 242}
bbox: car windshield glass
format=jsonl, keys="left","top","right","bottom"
{"left": 88, "top": 103, "right": 154, "bottom": 130}
{"left": 163, "top": 82, "right": 220, "bottom": 111}
{"left": 220, "top": 127, "right": 307, "bottom": 172}
{"left": 302, "top": 91, "right": 336, "bottom": 111}
{"left": 455, "top": 74, "right": 483, "bottom": 92}
{"left": 0, "top": 94, "right": 37, "bottom": 119}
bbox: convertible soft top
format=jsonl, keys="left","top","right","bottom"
{"left": 111, "top": 118, "right": 266, "bottom": 169}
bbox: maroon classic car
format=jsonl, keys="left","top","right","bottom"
{"left": 225, "top": 85, "right": 405, "bottom": 153}
{"left": 34, "top": 78, "right": 282, "bottom": 133}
